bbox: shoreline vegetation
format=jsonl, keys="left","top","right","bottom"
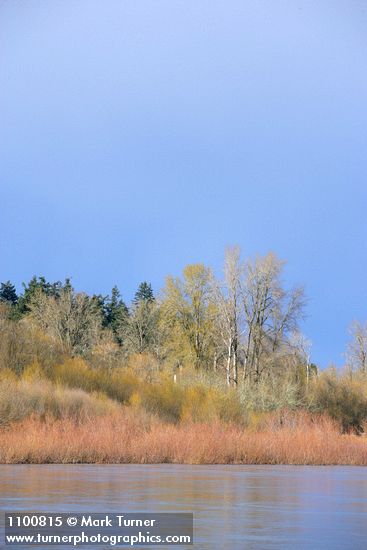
{"left": 1, "top": 248, "right": 367, "bottom": 465}
{"left": 1, "top": 408, "right": 367, "bottom": 465}
{"left": 1, "top": 361, "right": 367, "bottom": 465}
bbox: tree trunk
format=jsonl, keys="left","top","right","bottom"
{"left": 232, "top": 339, "right": 238, "bottom": 386}
{"left": 226, "top": 342, "right": 232, "bottom": 386}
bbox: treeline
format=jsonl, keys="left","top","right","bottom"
{"left": 1, "top": 246, "right": 366, "bottom": 389}
{"left": 0, "top": 248, "right": 315, "bottom": 384}
{"left": 0, "top": 247, "right": 367, "bottom": 408}
{"left": 1, "top": 248, "right": 367, "bottom": 436}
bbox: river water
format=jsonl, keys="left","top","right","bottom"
{"left": 1, "top": 465, "right": 366, "bottom": 549}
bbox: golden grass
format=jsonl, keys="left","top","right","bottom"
{"left": 0, "top": 377, "right": 118, "bottom": 426}
{"left": 19, "top": 359, "right": 247, "bottom": 425}
{"left": 1, "top": 410, "right": 367, "bottom": 465}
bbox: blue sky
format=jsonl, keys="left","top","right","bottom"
{"left": 1, "top": 0, "right": 366, "bottom": 367}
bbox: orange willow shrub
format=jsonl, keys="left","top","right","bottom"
{"left": 1, "top": 411, "right": 367, "bottom": 465}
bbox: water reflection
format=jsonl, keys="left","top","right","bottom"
{"left": 1, "top": 465, "right": 366, "bottom": 549}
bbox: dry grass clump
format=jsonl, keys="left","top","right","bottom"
{"left": 0, "top": 376, "right": 118, "bottom": 426}
{"left": 1, "top": 410, "right": 367, "bottom": 465}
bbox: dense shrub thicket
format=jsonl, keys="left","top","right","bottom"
{"left": 0, "top": 358, "right": 367, "bottom": 434}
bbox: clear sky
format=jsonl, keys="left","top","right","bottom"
{"left": 1, "top": 0, "right": 366, "bottom": 368}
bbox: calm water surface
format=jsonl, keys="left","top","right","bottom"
{"left": 0, "top": 465, "right": 366, "bottom": 549}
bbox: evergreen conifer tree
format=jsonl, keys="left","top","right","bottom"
{"left": 104, "top": 286, "right": 129, "bottom": 340}
{"left": 133, "top": 282, "right": 154, "bottom": 304}
{"left": 0, "top": 281, "right": 18, "bottom": 305}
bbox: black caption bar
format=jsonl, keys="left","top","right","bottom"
{"left": 5, "top": 513, "right": 193, "bottom": 546}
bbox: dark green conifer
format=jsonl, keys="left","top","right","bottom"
{"left": 133, "top": 282, "right": 154, "bottom": 304}
{"left": 0, "top": 281, "right": 18, "bottom": 305}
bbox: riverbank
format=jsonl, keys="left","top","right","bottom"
{"left": 1, "top": 411, "right": 366, "bottom": 465}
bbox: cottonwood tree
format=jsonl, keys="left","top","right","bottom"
{"left": 0, "top": 311, "right": 63, "bottom": 374}
{"left": 286, "top": 330, "right": 314, "bottom": 386}
{"left": 346, "top": 321, "right": 367, "bottom": 375}
{"left": 28, "top": 288, "right": 102, "bottom": 355}
{"left": 161, "top": 264, "right": 215, "bottom": 370}
{"left": 211, "top": 247, "right": 244, "bottom": 386}
{"left": 242, "top": 253, "right": 305, "bottom": 382}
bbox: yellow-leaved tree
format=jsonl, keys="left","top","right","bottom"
{"left": 160, "top": 264, "right": 217, "bottom": 371}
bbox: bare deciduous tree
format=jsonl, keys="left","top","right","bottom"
{"left": 211, "top": 246, "right": 244, "bottom": 386}
{"left": 346, "top": 321, "right": 367, "bottom": 375}
{"left": 242, "top": 253, "right": 305, "bottom": 382}
{"left": 288, "top": 330, "right": 312, "bottom": 383}
{"left": 29, "top": 289, "right": 102, "bottom": 355}
{"left": 120, "top": 300, "right": 160, "bottom": 356}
